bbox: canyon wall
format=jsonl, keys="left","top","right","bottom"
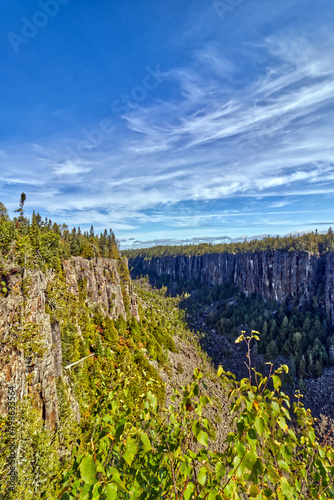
{"left": 0, "top": 257, "right": 138, "bottom": 428}
{"left": 131, "top": 251, "right": 334, "bottom": 322}
{"left": 0, "top": 268, "right": 63, "bottom": 429}
{"left": 63, "top": 256, "right": 139, "bottom": 321}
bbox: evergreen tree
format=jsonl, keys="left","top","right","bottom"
{"left": 265, "top": 339, "right": 278, "bottom": 359}
{"left": 14, "top": 192, "right": 26, "bottom": 219}
{"left": 0, "top": 202, "right": 9, "bottom": 220}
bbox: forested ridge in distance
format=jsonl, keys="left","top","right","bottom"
{"left": 123, "top": 228, "right": 334, "bottom": 259}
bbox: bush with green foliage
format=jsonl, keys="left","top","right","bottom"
{"left": 0, "top": 397, "right": 61, "bottom": 499}
{"left": 59, "top": 332, "right": 334, "bottom": 499}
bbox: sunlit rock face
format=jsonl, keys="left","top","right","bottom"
{"left": 0, "top": 257, "right": 139, "bottom": 428}
{"left": 132, "top": 251, "right": 334, "bottom": 323}
{"left": 0, "top": 269, "right": 63, "bottom": 429}
{"left": 62, "top": 256, "right": 139, "bottom": 321}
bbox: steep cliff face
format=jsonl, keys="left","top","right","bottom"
{"left": 0, "top": 257, "right": 139, "bottom": 428}
{"left": 63, "top": 257, "right": 139, "bottom": 321}
{"left": 0, "top": 268, "right": 62, "bottom": 429}
{"left": 132, "top": 251, "right": 332, "bottom": 318}
{"left": 324, "top": 253, "right": 334, "bottom": 325}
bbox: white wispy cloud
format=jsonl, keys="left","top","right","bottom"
{"left": 53, "top": 160, "right": 92, "bottom": 176}
{"left": 1, "top": 30, "right": 334, "bottom": 241}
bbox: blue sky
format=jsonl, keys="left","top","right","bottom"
{"left": 1, "top": 0, "right": 334, "bottom": 249}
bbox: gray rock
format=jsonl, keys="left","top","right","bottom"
{"left": 0, "top": 257, "right": 139, "bottom": 428}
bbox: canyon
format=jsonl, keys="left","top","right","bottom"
{"left": 131, "top": 250, "right": 334, "bottom": 322}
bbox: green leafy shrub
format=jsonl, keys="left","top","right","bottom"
{"left": 59, "top": 331, "right": 334, "bottom": 499}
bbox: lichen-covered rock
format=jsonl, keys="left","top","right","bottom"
{"left": 0, "top": 270, "right": 63, "bottom": 429}
{"left": 0, "top": 256, "right": 139, "bottom": 428}
{"left": 62, "top": 256, "right": 139, "bottom": 321}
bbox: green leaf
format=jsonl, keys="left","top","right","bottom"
{"left": 110, "top": 470, "right": 127, "bottom": 491}
{"left": 281, "top": 444, "right": 292, "bottom": 463}
{"left": 192, "top": 419, "right": 200, "bottom": 437}
{"left": 105, "top": 483, "right": 118, "bottom": 500}
{"left": 272, "top": 375, "right": 281, "bottom": 389}
{"left": 244, "top": 450, "right": 258, "bottom": 470}
{"left": 272, "top": 401, "right": 280, "bottom": 414}
{"left": 79, "top": 483, "right": 91, "bottom": 499}
{"left": 139, "top": 431, "right": 152, "bottom": 452}
{"left": 294, "top": 478, "right": 301, "bottom": 492}
{"left": 248, "top": 428, "right": 257, "bottom": 441}
{"left": 180, "top": 460, "right": 192, "bottom": 477}
{"left": 308, "top": 429, "right": 316, "bottom": 443}
{"left": 319, "top": 447, "right": 326, "bottom": 458}
{"left": 281, "top": 406, "right": 291, "bottom": 420}
{"left": 288, "top": 429, "right": 297, "bottom": 441}
{"left": 208, "top": 489, "right": 219, "bottom": 500}
{"left": 128, "top": 484, "right": 141, "bottom": 500}
{"left": 80, "top": 455, "right": 97, "bottom": 485}
{"left": 183, "top": 482, "right": 194, "bottom": 500}
{"left": 235, "top": 441, "right": 246, "bottom": 458}
{"left": 278, "top": 417, "right": 287, "bottom": 431}
{"left": 280, "top": 477, "right": 294, "bottom": 496}
{"left": 264, "top": 487, "right": 273, "bottom": 497}
{"left": 92, "top": 484, "right": 102, "bottom": 499}
{"left": 246, "top": 399, "right": 253, "bottom": 411}
{"left": 247, "top": 391, "right": 255, "bottom": 401}
{"left": 198, "top": 467, "right": 207, "bottom": 486}
{"left": 193, "top": 368, "right": 203, "bottom": 380}
{"left": 96, "top": 462, "right": 105, "bottom": 474}
{"left": 124, "top": 437, "right": 138, "bottom": 466}
{"left": 235, "top": 334, "right": 244, "bottom": 344}
{"left": 116, "top": 423, "right": 125, "bottom": 441}
{"left": 254, "top": 417, "right": 265, "bottom": 436}
{"left": 217, "top": 366, "right": 224, "bottom": 377}
{"left": 147, "top": 391, "right": 157, "bottom": 408}
{"left": 236, "top": 421, "right": 245, "bottom": 436}
{"left": 278, "top": 459, "right": 290, "bottom": 472}
{"left": 249, "top": 484, "right": 260, "bottom": 497}
{"left": 197, "top": 431, "right": 209, "bottom": 447}
{"left": 72, "top": 480, "right": 81, "bottom": 493}
{"left": 248, "top": 458, "right": 264, "bottom": 483}
{"left": 200, "top": 395, "right": 210, "bottom": 405}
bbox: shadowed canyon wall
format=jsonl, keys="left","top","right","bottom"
{"left": 131, "top": 251, "right": 334, "bottom": 322}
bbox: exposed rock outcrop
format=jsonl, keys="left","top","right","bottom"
{"left": 0, "top": 257, "right": 139, "bottom": 428}
{"left": 63, "top": 256, "right": 139, "bottom": 321}
{"left": 132, "top": 251, "right": 334, "bottom": 321}
{"left": 0, "top": 269, "right": 62, "bottom": 429}
{"left": 324, "top": 253, "right": 334, "bottom": 326}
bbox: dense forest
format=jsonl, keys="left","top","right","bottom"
{"left": 124, "top": 228, "right": 334, "bottom": 260}
{"left": 181, "top": 282, "right": 334, "bottom": 383}
{"left": 0, "top": 195, "right": 334, "bottom": 499}
{"left": 0, "top": 194, "right": 121, "bottom": 274}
